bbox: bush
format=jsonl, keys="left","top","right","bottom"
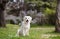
{"left": 44, "top": 8, "right": 56, "bottom": 25}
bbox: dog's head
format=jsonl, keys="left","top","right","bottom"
{"left": 23, "top": 16, "right": 32, "bottom": 23}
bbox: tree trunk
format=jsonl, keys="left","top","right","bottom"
{"left": 0, "top": 9, "right": 6, "bottom": 27}
{"left": 0, "top": 0, "right": 8, "bottom": 27}
{"left": 55, "top": 0, "right": 60, "bottom": 32}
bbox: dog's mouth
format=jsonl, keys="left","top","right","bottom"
{"left": 26, "top": 20, "right": 28, "bottom": 22}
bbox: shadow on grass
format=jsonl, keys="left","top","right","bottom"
{"left": 31, "top": 24, "right": 55, "bottom": 27}
{"left": 51, "top": 36, "right": 60, "bottom": 39}
{"left": 45, "top": 31, "right": 60, "bottom": 34}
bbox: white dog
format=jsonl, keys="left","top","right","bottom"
{"left": 16, "top": 16, "right": 32, "bottom": 36}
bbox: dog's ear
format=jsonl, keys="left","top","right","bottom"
{"left": 23, "top": 16, "right": 26, "bottom": 20}
{"left": 30, "top": 17, "right": 32, "bottom": 23}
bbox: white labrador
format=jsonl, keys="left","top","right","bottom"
{"left": 16, "top": 16, "right": 32, "bottom": 36}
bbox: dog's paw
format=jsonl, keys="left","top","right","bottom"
{"left": 26, "top": 33, "right": 29, "bottom": 36}
{"left": 15, "top": 34, "right": 20, "bottom": 37}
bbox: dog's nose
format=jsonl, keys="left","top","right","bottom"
{"left": 26, "top": 20, "right": 28, "bottom": 22}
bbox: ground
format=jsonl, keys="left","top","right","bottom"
{"left": 0, "top": 24, "right": 60, "bottom": 39}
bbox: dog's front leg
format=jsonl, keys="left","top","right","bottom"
{"left": 26, "top": 30, "right": 29, "bottom": 36}
{"left": 23, "top": 30, "right": 26, "bottom": 36}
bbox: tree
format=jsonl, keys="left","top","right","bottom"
{"left": 55, "top": 0, "right": 60, "bottom": 32}
{"left": 0, "top": 0, "right": 8, "bottom": 27}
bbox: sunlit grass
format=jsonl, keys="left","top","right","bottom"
{"left": 0, "top": 24, "right": 60, "bottom": 39}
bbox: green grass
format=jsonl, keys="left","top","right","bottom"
{"left": 0, "top": 24, "right": 60, "bottom": 39}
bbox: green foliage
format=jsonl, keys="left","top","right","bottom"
{"left": 44, "top": 8, "right": 56, "bottom": 15}
{"left": 43, "top": 8, "right": 56, "bottom": 25}
{"left": 25, "top": 0, "right": 57, "bottom": 14}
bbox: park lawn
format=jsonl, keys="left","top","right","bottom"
{"left": 0, "top": 24, "right": 60, "bottom": 39}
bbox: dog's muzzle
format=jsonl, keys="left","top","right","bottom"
{"left": 26, "top": 20, "right": 28, "bottom": 22}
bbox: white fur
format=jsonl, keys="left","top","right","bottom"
{"left": 16, "top": 16, "right": 32, "bottom": 36}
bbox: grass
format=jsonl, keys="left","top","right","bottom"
{"left": 0, "top": 24, "right": 60, "bottom": 39}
